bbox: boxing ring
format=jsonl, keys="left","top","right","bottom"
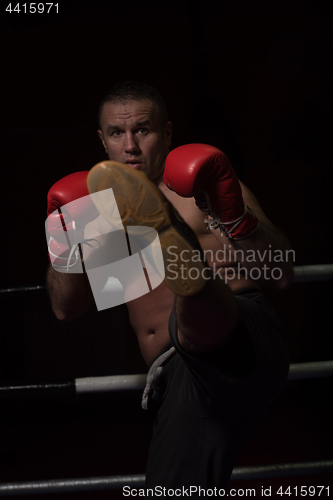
{"left": 0, "top": 264, "right": 332, "bottom": 496}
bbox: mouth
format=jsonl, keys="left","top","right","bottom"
{"left": 125, "top": 160, "right": 142, "bottom": 170}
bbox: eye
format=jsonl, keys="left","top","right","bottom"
{"left": 138, "top": 128, "right": 148, "bottom": 134}
{"left": 111, "top": 130, "right": 122, "bottom": 137}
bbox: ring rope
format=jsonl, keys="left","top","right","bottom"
{"left": 288, "top": 360, "right": 333, "bottom": 380}
{"left": 0, "top": 362, "right": 332, "bottom": 398}
{"left": 292, "top": 264, "right": 333, "bottom": 282}
{"left": 0, "top": 264, "right": 333, "bottom": 299}
{"left": 0, "top": 461, "right": 332, "bottom": 496}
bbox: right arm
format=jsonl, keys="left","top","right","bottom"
{"left": 46, "top": 264, "right": 94, "bottom": 321}
{"left": 46, "top": 171, "right": 98, "bottom": 321}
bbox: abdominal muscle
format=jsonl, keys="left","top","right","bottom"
{"left": 126, "top": 282, "right": 174, "bottom": 367}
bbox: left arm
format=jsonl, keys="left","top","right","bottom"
{"left": 211, "top": 181, "right": 294, "bottom": 290}
{"left": 164, "top": 144, "right": 294, "bottom": 291}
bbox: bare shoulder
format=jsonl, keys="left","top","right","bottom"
{"left": 239, "top": 181, "right": 263, "bottom": 211}
{"left": 239, "top": 180, "right": 277, "bottom": 231}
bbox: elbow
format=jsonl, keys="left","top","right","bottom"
{"left": 51, "top": 302, "right": 92, "bottom": 322}
{"left": 53, "top": 310, "right": 88, "bottom": 322}
{"left": 273, "top": 276, "right": 293, "bottom": 291}
{"left": 52, "top": 306, "right": 76, "bottom": 322}
{"left": 265, "top": 264, "right": 294, "bottom": 291}
{"left": 279, "top": 264, "right": 294, "bottom": 290}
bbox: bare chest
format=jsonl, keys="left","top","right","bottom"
{"left": 125, "top": 193, "right": 245, "bottom": 366}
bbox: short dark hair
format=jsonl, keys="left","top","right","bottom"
{"left": 98, "top": 81, "right": 168, "bottom": 130}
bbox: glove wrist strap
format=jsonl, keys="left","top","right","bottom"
{"left": 196, "top": 192, "right": 259, "bottom": 240}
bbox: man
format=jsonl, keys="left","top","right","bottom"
{"left": 46, "top": 81, "right": 292, "bottom": 493}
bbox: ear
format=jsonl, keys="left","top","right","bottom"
{"left": 164, "top": 121, "right": 172, "bottom": 148}
{"left": 97, "top": 130, "right": 108, "bottom": 154}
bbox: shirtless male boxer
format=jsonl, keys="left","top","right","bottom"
{"left": 46, "top": 82, "right": 293, "bottom": 494}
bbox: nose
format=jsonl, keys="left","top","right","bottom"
{"left": 124, "top": 133, "right": 140, "bottom": 154}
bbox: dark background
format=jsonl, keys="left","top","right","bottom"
{"left": 0, "top": 0, "right": 332, "bottom": 497}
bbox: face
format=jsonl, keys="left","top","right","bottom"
{"left": 98, "top": 99, "right": 172, "bottom": 185}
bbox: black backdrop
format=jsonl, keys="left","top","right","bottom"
{"left": 0, "top": 0, "right": 332, "bottom": 497}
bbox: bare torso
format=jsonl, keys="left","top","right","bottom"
{"left": 126, "top": 183, "right": 260, "bottom": 366}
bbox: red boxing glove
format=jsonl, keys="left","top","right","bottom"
{"left": 164, "top": 144, "right": 258, "bottom": 240}
{"left": 46, "top": 171, "right": 99, "bottom": 269}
